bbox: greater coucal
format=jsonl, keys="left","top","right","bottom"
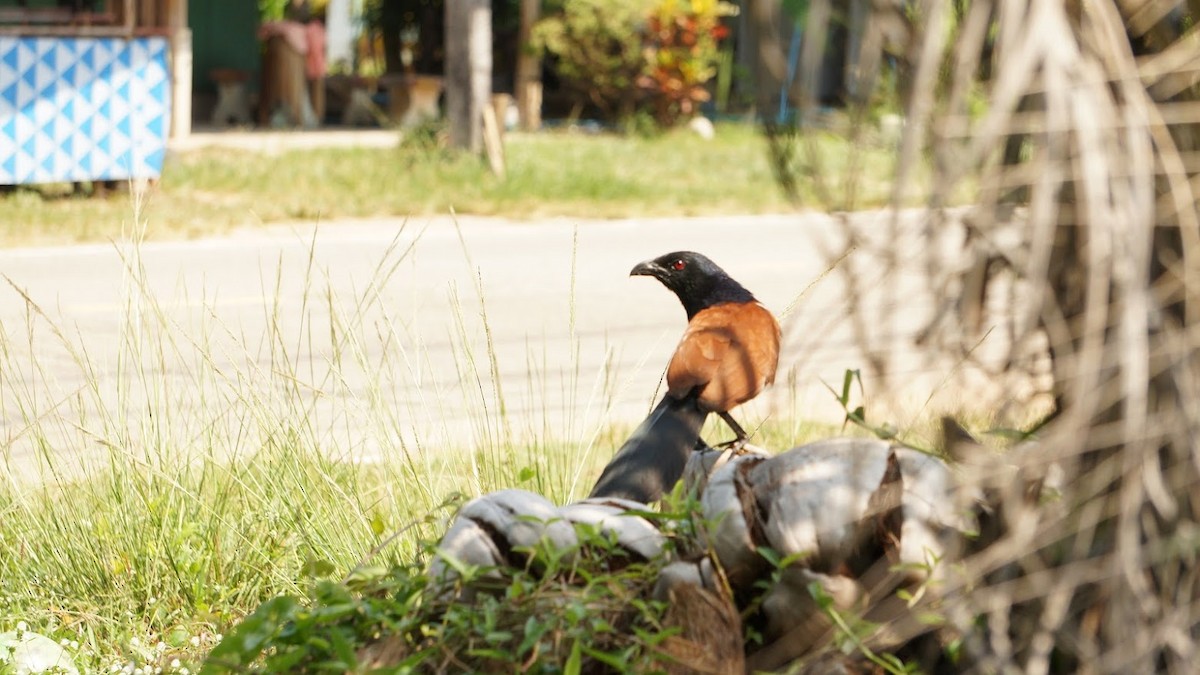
{"left": 631, "top": 251, "right": 780, "bottom": 449}
{"left": 588, "top": 251, "right": 780, "bottom": 504}
{"left": 588, "top": 394, "right": 708, "bottom": 503}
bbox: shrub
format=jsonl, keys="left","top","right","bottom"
{"left": 639, "top": 0, "right": 738, "bottom": 127}
{"left": 533, "top": 0, "right": 736, "bottom": 129}
{"left": 202, "top": 521, "right": 682, "bottom": 672}
{"left": 531, "top": 0, "right": 654, "bottom": 122}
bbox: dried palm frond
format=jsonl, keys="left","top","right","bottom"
{"left": 758, "top": 0, "right": 1200, "bottom": 671}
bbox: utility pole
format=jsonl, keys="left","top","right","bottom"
{"left": 445, "top": 0, "right": 491, "bottom": 152}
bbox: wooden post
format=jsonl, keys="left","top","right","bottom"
{"left": 445, "top": 0, "right": 491, "bottom": 152}
{"left": 165, "top": 0, "right": 187, "bottom": 37}
{"left": 166, "top": 0, "right": 191, "bottom": 139}
{"left": 123, "top": 0, "right": 135, "bottom": 36}
{"left": 482, "top": 102, "right": 505, "bottom": 178}
{"left": 514, "top": 0, "right": 540, "bottom": 131}
{"left": 137, "top": 0, "right": 158, "bottom": 29}
{"left": 490, "top": 93, "right": 512, "bottom": 138}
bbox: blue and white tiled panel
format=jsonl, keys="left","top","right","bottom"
{"left": 0, "top": 36, "right": 171, "bottom": 184}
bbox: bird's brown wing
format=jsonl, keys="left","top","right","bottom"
{"left": 666, "top": 320, "right": 733, "bottom": 402}
{"left": 666, "top": 302, "right": 781, "bottom": 413}
{"left": 742, "top": 302, "right": 781, "bottom": 390}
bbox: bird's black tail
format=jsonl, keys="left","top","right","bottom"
{"left": 588, "top": 395, "right": 708, "bottom": 504}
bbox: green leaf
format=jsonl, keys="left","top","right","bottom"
{"left": 944, "top": 635, "right": 964, "bottom": 664}
{"left": 344, "top": 564, "right": 389, "bottom": 590}
{"left": 370, "top": 512, "right": 387, "bottom": 537}
{"left": 465, "top": 648, "right": 511, "bottom": 661}
{"left": 517, "top": 616, "right": 549, "bottom": 657}
{"left": 166, "top": 626, "right": 190, "bottom": 648}
{"left": 806, "top": 580, "right": 834, "bottom": 609}
{"left": 314, "top": 579, "right": 353, "bottom": 605}
{"left": 583, "top": 646, "right": 629, "bottom": 668}
{"left": 391, "top": 648, "right": 439, "bottom": 669}
{"left": 564, "top": 640, "right": 583, "bottom": 675}
{"left": 302, "top": 557, "right": 336, "bottom": 579}
{"left": 433, "top": 546, "right": 476, "bottom": 579}
{"left": 917, "top": 611, "right": 946, "bottom": 626}
{"left": 756, "top": 546, "right": 782, "bottom": 568}
{"left": 635, "top": 625, "right": 682, "bottom": 648}
{"left": 518, "top": 466, "right": 537, "bottom": 482}
{"left": 263, "top": 647, "right": 308, "bottom": 672}
{"left": 484, "top": 630, "right": 514, "bottom": 644}
{"left": 840, "top": 368, "right": 856, "bottom": 405}
{"left": 201, "top": 595, "right": 299, "bottom": 673}
{"left": 328, "top": 629, "right": 359, "bottom": 671}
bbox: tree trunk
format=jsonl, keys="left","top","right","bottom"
{"left": 744, "top": 0, "right": 788, "bottom": 124}
{"left": 514, "top": 0, "right": 540, "bottom": 131}
{"left": 381, "top": 0, "right": 404, "bottom": 74}
{"left": 445, "top": 0, "right": 491, "bottom": 152}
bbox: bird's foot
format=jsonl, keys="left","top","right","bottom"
{"left": 715, "top": 437, "right": 750, "bottom": 455}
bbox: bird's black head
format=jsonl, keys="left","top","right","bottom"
{"left": 630, "top": 251, "right": 756, "bottom": 319}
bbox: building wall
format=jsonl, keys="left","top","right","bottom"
{"left": 189, "top": 0, "right": 260, "bottom": 94}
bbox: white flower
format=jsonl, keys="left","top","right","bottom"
{"left": 15, "top": 621, "right": 27, "bottom": 633}
{"left": 129, "top": 637, "right": 140, "bottom": 647}
{"left": 189, "top": 636, "right": 200, "bottom": 647}
{"left": 156, "top": 641, "right": 167, "bottom": 652}
{"left": 170, "top": 659, "right": 180, "bottom": 669}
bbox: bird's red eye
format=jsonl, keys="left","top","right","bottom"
{"left": 672, "top": 259, "right": 686, "bottom": 271}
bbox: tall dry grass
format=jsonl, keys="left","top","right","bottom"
{"left": 0, "top": 212, "right": 637, "bottom": 669}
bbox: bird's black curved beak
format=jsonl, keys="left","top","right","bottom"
{"left": 630, "top": 260, "right": 661, "bottom": 277}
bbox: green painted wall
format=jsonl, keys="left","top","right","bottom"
{"left": 189, "top": 0, "right": 261, "bottom": 93}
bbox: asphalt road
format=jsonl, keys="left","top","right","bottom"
{"left": 0, "top": 212, "right": 1031, "bottom": 486}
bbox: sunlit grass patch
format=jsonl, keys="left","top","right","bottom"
{"left": 0, "top": 123, "right": 898, "bottom": 247}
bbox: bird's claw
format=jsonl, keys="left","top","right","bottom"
{"left": 716, "top": 438, "right": 750, "bottom": 455}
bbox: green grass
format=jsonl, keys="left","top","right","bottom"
{"left": 0, "top": 424, "right": 834, "bottom": 673}
{"left": 0, "top": 124, "right": 910, "bottom": 247}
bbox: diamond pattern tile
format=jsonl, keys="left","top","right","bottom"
{"left": 0, "top": 36, "right": 171, "bottom": 185}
